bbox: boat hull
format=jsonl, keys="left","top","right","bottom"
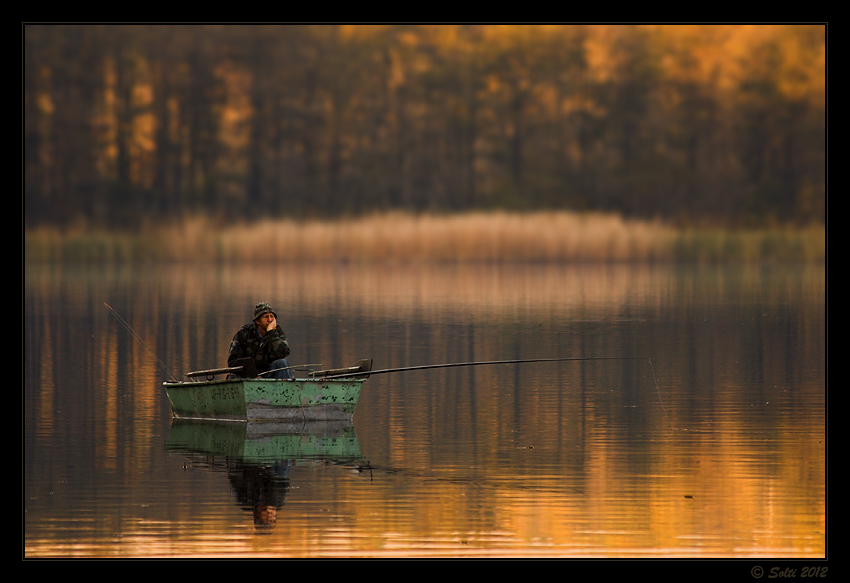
{"left": 163, "top": 377, "right": 364, "bottom": 422}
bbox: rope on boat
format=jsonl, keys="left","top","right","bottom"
{"left": 260, "top": 364, "right": 324, "bottom": 377}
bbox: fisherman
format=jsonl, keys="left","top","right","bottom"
{"left": 228, "top": 302, "right": 292, "bottom": 379}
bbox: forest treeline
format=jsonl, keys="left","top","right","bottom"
{"left": 24, "top": 24, "right": 825, "bottom": 229}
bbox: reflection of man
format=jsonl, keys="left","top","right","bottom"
{"left": 227, "top": 302, "right": 292, "bottom": 379}
{"left": 227, "top": 460, "right": 291, "bottom": 531}
{"left": 255, "top": 498, "right": 277, "bottom": 527}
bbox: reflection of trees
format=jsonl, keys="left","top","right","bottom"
{"left": 25, "top": 24, "right": 824, "bottom": 228}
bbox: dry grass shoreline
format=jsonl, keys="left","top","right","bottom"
{"left": 24, "top": 211, "right": 825, "bottom": 264}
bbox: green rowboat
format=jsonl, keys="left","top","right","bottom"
{"left": 163, "top": 359, "right": 372, "bottom": 422}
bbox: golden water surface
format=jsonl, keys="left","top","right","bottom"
{"left": 24, "top": 263, "right": 825, "bottom": 559}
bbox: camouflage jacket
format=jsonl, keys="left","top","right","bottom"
{"left": 227, "top": 323, "right": 291, "bottom": 373}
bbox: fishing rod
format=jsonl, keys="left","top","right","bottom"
{"left": 103, "top": 302, "right": 178, "bottom": 382}
{"left": 323, "top": 356, "right": 648, "bottom": 378}
{"left": 322, "top": 355, "right": 671, "bottom": 429}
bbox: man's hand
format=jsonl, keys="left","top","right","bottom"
{"left": 256, "top": 312, "right": 277, "bottom": 336}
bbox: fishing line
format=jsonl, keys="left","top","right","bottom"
{"left": 103, "top": 302, "right": 178, "bottom": 381}
{"left": 648, "top": 357, "right": 673, "bottom": 429}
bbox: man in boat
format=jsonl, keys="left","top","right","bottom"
{"left": 227, "top": 302, "right": 292, "bottom": 379}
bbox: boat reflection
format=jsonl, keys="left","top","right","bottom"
{"left": 165, "top": 419, "right": 365, "bottom": 530}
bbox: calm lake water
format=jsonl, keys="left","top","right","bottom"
{"left": 24, "top": 262, "right": 825, "bottom": 560}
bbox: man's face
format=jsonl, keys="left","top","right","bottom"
{"left": 255, "top": 312, "right": 275, "bottom": 331}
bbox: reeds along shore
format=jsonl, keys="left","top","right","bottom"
{"left": 24, "top": 212, "right": 825, "bottom": 264}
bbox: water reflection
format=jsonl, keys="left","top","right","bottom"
{"left": 24, "top": 263, "right": 825, "bottom": 558}
{"left": 165, "top": 420, "right": 365, "bottom": 530}
{"left": 228, "top": 461, "right": 290, "bottom": 529}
